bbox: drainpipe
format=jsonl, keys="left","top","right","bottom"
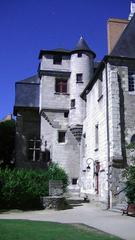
{"left": 104, "top": 62, "right": 111, "bottom": 209}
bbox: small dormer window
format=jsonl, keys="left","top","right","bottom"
{"left": 78, "top": 53, "right": 82, "bottom": 58}
{"left": 53, "top": 55, "right": 62, "bottom": 65}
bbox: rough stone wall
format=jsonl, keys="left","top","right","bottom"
{"left": 41, "top": 55, "right": 70, "bottom": 72}
{"left": 107, "top": 64, "right": 122, "bottom": 164}
{"left": 40, "top": 110, "right": 80, "bottom": 181}
{"left": 81, "top": 69, "right": 108, "bottom": 203}
{"left": 15, "top": 109, "right": 40, "bottom": 168}
{"left": 40, "top": 76, "right": 69, "bottom": 110}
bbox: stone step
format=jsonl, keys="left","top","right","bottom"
{"left": 111, "top": 203, "right": 128, "bottom": 213}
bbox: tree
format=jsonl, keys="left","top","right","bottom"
{"left": 0, "top": 120, "right": 15, "bottom": 168}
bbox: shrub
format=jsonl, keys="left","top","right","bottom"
{"left": 123, "top": 143, "right": 135, "bottom": 204}
{"left": 0, "top": 164, "right": 68, "bottom": 210}
{"left": 124, "top": 166, "right": 135, "bottom": 204}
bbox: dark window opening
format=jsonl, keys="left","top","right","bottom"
{"left": 131, "top": 134, "right": 135, "bottom": 143}
{"left": 71, "top": 99, "right": 75, "bottom": 108}
{"left": 28, "top": 138, "right": 41, "bottom": 162}
{"left": 64, "top": 112, "right": 69, "bottom": 118}
{"left": 78, "top": 53, "right": 82, "bottom": 58}
{"left": 55, "top": 79, "right": 67, "bottom": 93}
{"left": 53, "top": 55, "right": 62, "bottom": 65}
{"left": 58, "top": 131, "right": 66, "bottom": 143}
{"left": 76, "top": 73, "right": 83, "bottom": 83}
{"left": 128, "top": 71, "right": 135, "bottom": 91}
{"left": 72, "top": 178, "right": 78, "bottom": 185}
{"left": 95, "top": 124, "right": 99, "bottom": 149}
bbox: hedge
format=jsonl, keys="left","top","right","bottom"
{"left": 0, "top": 163, "right": 68, "bottom": 210}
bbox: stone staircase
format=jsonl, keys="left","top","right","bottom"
{"left": 111, "top": 202, "right": 128, "bottom": 213}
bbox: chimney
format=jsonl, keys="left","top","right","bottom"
{"left": 107, "top": 18, "right": 129, "bottom": 54}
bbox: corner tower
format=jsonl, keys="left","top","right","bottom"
{"left": 69, "top": 37, "right": 95, "bottom": 142}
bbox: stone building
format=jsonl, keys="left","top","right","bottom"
{"left": 14, "top": 5, "right": 135, "bottom": 207}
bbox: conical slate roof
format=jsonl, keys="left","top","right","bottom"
{"left": 72, "top": 36, "right": 96, "bottom": 58}
{"left": 111, "top": 14, "right": 135, "bottom": 58}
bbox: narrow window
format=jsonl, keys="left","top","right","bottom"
{"left": 72, "top": 178, "right": 78, "bottom": 185}
{"left": 78, "top": 53, "right": 82, "bottom": 58}
{"left": 95, "top": 124, "right": 99, "bottom": 150}
{"left": 98, "top": 79, "right": 103, "bottom": 100}
{"left": 58, "top": 131, "right": 66, "bottom": 143}
{"left": 64, "top": 112, "right": 69, "bottom": 118}
{"left": 128, "top": 71, "right": 135, "bottom": 91}
{"left": 71, "top": 99, "right": 75, "bottom": 108}
{"left": 28, "top": 138, "right": 41, "bottom": 161}
{"left": 55, "top": 79, "right": 67, "bottom": 93}
{"left": 76, "top": 73, "right": 83, "bottom": 83}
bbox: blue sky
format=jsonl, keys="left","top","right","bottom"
{"left": 0, "top": 0, "right": 132, "bottom": 119}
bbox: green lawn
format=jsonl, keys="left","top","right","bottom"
{"left": 0, "top": 220, "right": 120, "bottom": 240}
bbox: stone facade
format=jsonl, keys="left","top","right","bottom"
{"left": 14, "top": 6, "right": 135, "bottom": 207}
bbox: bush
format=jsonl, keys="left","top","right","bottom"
{"left": 0, "top": 163, "right": 68, "bottom": 210}
{"left": 124, "top": 166, "right": 135, "bottom": 204}
{"left": 123, "top": 143, "right": 135, "bottom": 204}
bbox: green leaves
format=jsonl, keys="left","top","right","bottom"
{"left": 0, "top": 165, "right": 68, "bottom": 210}
{"left": 124, "top": 166, "right": 135, "bottom": 203}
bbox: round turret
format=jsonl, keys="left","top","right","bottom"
{"left": 69, "top": 37, "right": 95, "bottom": 133}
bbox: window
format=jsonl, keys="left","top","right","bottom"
{"left": 131, "top": 134, "right": 135, "bottom": 143}
{"left": 76, "top": 73, "right": 83, "bottom": 83}
{"left": 71, "top": 99, "right": 75, "bottom": 108}
{"left": 58, "top": 131, "right": 66, "bottom": 143}
{"left": 53, "top": 55, "right": 62, "bottom": 64}
{"left": 55, "top": 79, "right": 67, "bottom": 93}
{"left": 95, "top": 124, "right": 99, "bottom": 150}
{"left": 78, "top": 53, "right": 82, "bottom": 58}
{"left": 28, "top": 138, "right": 41, "bottom": 162}
{"left": 98, "top": 79, "right": 103, "bottom": 100}
{"left": 72, "top": 178, "right": 78, "bottom": 185}
{"left": 128, "top": 71, "right": 135, "bottom": 91}
{"left": 64, "top": 112, "right": 69, "bottom": 118}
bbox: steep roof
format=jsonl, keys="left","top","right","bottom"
{"left": 16, "top": 75, "right": 40, "bottom": 84}
{"left": 39, "top": 37, "right": 96, "bottom": 58}
{"left": 111, "top": 14, "right": 135, "bottom": 57}
{"left": 71, "top": 36, "right": 96, "bottom": 57}
{"left": 74, "top": 36, "right": 91, "bottom": 51}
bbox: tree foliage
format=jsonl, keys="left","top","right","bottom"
{"left": 124, "top": 143, "right": 135, "bottom": 203}
{"left": 0, "top": 120, "right": 15, "bottom": 168}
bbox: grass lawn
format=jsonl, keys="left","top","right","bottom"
{"left": 0, "top": 219, "right": 120, "bottom": 240}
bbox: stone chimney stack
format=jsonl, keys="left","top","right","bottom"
{"left": 128, "top": 2, "right": 135, "bottom": 20}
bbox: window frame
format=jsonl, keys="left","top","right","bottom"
{"left": 128, "top": 71, "right": 135, "bottom": 92}
{"left": 76, "top": 73, "right": 83, "bottom": 83}
{"left": 95, "top": 124, "right": 99, "bottom": 151}
{"left": 71, "top": 99, "right": 75, "bottom": 109}
{"left": 55, "top": 78, "right": 67, "bottom": 94}
{"left": 28, "top": 138, "right": 41, "bottom": 162}
{"left": 58, "top": 131, "right": 66, "bottom": 143}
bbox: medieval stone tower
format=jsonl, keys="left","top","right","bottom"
{"left": 69, "top": 37, "right": 95, "bottom": 142}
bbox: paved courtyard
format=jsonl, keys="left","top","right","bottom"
{"left": 0, "top": 202, "right": 135, "bottom": 240}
